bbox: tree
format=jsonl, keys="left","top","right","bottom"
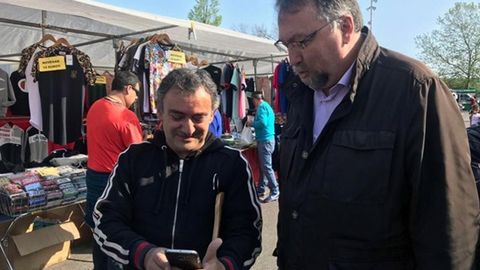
{"left": 188, "top": 0, "right": 222, "bottom": 26}
{"left": 415, "top": 2, "right": 480, "bottom": 89}
{"left": 231, "top": 23, "right": 277, "bottom": 40}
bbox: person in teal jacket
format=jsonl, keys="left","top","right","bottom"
{"left": 249, "top": 91, "right": 279, "bottom": 203}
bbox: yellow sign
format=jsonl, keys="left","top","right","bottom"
{"left": 168, "top": 50, "right": 186, "bottom": 64}
{"left": 38, "top": 56, "right": 66, "bottom": 72}
{"left": 95, "top": 76, "right": 107, "bottom": 84}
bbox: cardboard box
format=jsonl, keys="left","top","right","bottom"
{"left": 0, "top": 204, "right": 82, "bottom": 270}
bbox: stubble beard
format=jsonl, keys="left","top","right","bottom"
{"left": 309, "top": 72, "right": 329, "bottom": 90}
{"left": 294, "top": 65, "right": 329, "bottom": 90}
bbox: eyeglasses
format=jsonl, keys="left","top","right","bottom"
{"left": 130, "top": 85, "right": 140, "bottom": 95}
{"left": 275, "top": 19, "right": 336, "bottom": 52}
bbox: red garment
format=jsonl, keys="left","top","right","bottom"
{"left": 86, "top": 98, "right": 142, "bottom": 173}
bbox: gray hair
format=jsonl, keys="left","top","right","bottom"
{"left": 156, "top": 68, "right": 218, "bottom": 112}
{"left": 276, "top": 0, "right": 363, "bottom": 32}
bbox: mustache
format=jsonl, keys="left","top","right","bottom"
{"left": 292, "top": 65, "right": 304, "bottom": 74}
{"left": 177, "top": 130, "right": 203, "bottom": 139}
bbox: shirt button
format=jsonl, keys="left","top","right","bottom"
{"left": 301, "top": 151, "right": 308, "bottom": 159}
{"left": 291, "top": 210, "right": 298, "bottom": 220}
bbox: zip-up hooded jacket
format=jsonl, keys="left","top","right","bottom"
{"left": 93, "top": 131, "right": 262, "bottom": 269}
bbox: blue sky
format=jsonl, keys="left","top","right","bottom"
{"left": 95, "top": 0, "right": 457, "bottom": 58}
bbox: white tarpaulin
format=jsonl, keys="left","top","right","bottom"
{"left": 0, "top": 0, "right": 285, "bottom": 74}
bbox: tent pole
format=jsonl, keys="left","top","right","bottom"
{"left": 253, "top": 59, "right": 258, "bottom": 86}
{"left": 209, "top": 54, "right": 287, "bottom": 66}
{"left": 41, "top": 10, "right": 47, "bottom": 42}
{"left": 271, "top": 55, "right": 274, "bottom": 74}
{"left": 0, "top": 23, "right": 178, "bottom": 58}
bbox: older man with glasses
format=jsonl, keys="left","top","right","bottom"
{"left": 274, "top": 0, "right": 479, "bottom": 269}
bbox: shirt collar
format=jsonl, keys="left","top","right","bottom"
{"left": 337, "top": 62, "right": 355, "bottom": 87}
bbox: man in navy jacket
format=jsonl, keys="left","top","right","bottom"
{"left": 93, "top": 68, "right": 262, "bottom": 270}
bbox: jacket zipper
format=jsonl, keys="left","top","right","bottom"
{"left": 171, "top": 159, "right": 184, "bottom": 248}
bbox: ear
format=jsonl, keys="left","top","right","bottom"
{"left": 156, "top": 106, "right": 164, "bottom": 122}
{"left": 208, "top": 109, "right": 215, "bottom": 122}
{"left": 123, "top": 85, "right": 130, "bottom": 95}
{"left": 339, "top": 16, "right": 355, "bottom": 44}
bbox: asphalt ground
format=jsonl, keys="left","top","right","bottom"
{"left": 46, "top": 201, "right": 279, "bottom": 270}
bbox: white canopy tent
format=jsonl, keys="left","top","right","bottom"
{"left": 0, "top": 0, "right": 286, "bottom": 75}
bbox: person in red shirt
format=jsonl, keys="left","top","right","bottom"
{"left": 85, "top": 71, "right": 142, "bottom": 269}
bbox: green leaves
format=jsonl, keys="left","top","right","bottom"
{"left": 415, "top": 2, "right": 480, "bottom": 89}
{"left": 188, "top": 0, "right": 222, "bottom": 26}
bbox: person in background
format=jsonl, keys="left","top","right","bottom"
{"left": 86, "top": 70, "right": 143, "bottom": 269}
{"left": 93, "top": 68, "right": 262, "bottom": 270}
{"left": 209, "top": 94, "right": 223, "bottom": 138}
{"left": 274, "top": 0, "right": 479, "bottom": 269}
{"left": 247, "top": 91, "right": 279, "bottom": 203}
{"left": 471, "top": 104, "right": 480, "bottom": 127}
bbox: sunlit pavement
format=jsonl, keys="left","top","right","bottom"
{"left": 46, "top": 201, "right": 279, "bottom": 270}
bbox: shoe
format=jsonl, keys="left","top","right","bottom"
{"left": 262, "top": 193, "right": 279, "bottom": 203}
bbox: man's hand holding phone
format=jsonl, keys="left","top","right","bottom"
{"left": 144, "top": 247, "right": 174, "bottom": 270}
{"left": 143, "top": 238, "right": 225, "bottom": 270}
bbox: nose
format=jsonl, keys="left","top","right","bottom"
{"left": 182, "top": 118, "right": 196, "bottom": 136}
{"left": 288, "top": 48, "right": 303, "bottom": 66}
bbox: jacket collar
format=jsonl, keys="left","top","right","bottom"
{"left": 152, "top": 130, "right": 224, "bottom": 159}
{"left": 349, "top": 26, "right": 380, "bottom": 102}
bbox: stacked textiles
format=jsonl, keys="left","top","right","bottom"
{"left": 23, "top": 182, "right": 47, "bottom": 210}
{"left": 41, "top": 177, "right": 63, "bottom": 208}
{"left": 69, "top": 169, "right": 87, "bottom": 201}
{"left": 0, "top": 166, "right": 86, "bottom": 216}
{"left": 9, "top": 172, "right": 45, "bottom": 212}
{"left": 54, "top": 177, "right": 78, "bottom": 205}
{"left": 57, "top": 165, "right": 75, "bottom": 176}
{"left": 0, "top": 182, "right": 29, "bottom": 216}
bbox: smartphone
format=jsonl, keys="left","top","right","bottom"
{"left": 165, "top": 248, "right": 202, "bottom": 270}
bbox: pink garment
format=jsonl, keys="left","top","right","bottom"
{"left": 238, "top": 69, "right": 247, "bottom": 119}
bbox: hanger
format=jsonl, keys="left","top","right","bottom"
{"left": 156, "top": 33, "right": 173, "bottom": 45}
{"left": 199, "top": 59, "right": 209, "bottom": 68}
{"left": 102, "top": 70, "right": 114, "bottom": 76}
{"left": 188, "top": 55, "right": 199, "bottom": 66}
{"left": 129, "top": 38, "right": 140, "bottom": 46}
{"left": 38, "top": 34, "right": 56, "bottom": 45}
{"left": 50, "top": 37, "right": 73, "bottom": 48}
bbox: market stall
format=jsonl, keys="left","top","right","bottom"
{"left": 0, "top": 1, "right": 287, "bottom": 268}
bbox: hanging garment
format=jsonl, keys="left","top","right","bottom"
{"left": 29, "top": 45, "right": 94, "bottom": 145}
{"left": 203, "top": 65, "right": 222, "bottom": 91}
{"left": 222, "top": 63, "right": 234, "bottom": 118}
{"left": 145, "top": 42, "right": 171, "bottom": 114}
{"left": 24, "top": 126, "right": 49, "bottom": 165}
{"left": 0, "top": 68, "right": 16, "bottom": 117}
{"left": 37, "top": 55, "right": 85, "bottom": 145}
{"left": 9, "top": 71, "right": 29, "bottom": 116}
{"left": 0, "top": 123, "right": 25, "bottom": 167}
{"left": 230, "top": 67, "right": 241, "bottom": 120}
{"left": 27, "top": 47, "right": 44, "bottom": 130}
